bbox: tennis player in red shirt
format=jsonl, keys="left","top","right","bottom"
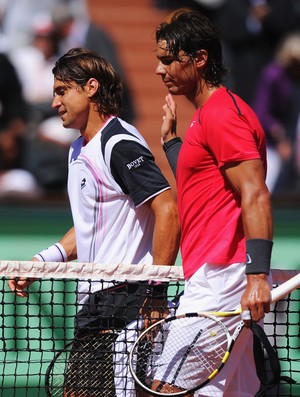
{"left": 153, "top": 9, "right": 273, "bottom": 397}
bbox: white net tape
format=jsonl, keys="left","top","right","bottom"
{"left": 0, "top": 260, "right": 298, "bottom": 284}
{"left": 0, "top": 260, "right": 184, "bottom": 281}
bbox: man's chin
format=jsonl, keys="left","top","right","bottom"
{"left": 62, "top": 120, "right": 71, "bottom": 129}
{"left": 166, "top": 86, "right": 181, "bottom": 96}
{"left": 167, "top": 89, "right": 180, "bottom": 96}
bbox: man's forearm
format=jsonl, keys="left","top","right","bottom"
{"left": 152, "top": 204, "right": 180, "bottom": 266}
{"left": 58, "top": 227, "right": 77, "bottom": 261}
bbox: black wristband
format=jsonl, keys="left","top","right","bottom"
{"left": 245, "top": 239, "right": 273, "bottom": 275}
{"left": 163, "top": 137, "right": 182, "bottom": 153}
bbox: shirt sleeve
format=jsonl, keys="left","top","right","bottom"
{"left": 110, "top": 139, "right": 170, "bottom": 206}
{"left": 204, "top": 108, "right": 262, "bottom": 168}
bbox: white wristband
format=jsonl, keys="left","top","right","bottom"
{"left": 34, "top": 243, "right": 67, "bottom": 262}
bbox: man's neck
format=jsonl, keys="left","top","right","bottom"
{"left": 81, "top": 114, "right": 113, "bottom": 143}
{"left": 193, "top": 84, "right": 222, "bottom": 108}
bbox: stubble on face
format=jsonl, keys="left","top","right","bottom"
{"left": 156, "top": 40, "right": 198, "bottom": 97}
{"left": 53, "top": 80, "right": 90, "bottom": 131}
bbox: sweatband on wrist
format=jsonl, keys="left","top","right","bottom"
{"left": 162, "top": 137, "right": 182, "bottom": 152}
{"left": 163, "top": 138, "right": 182, "bottom": 177}
{"left": 34, "top": 243, "right": 67, "bottom": 262}
{"left": 245, "top": 239, "right": 273, "bottom": 275}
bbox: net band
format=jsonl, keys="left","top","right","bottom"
{"left": 1, "top": 260, "right": 297, "bottom": 283}
{"left": 0, "top": 260, "right": 184, "bottom": 281}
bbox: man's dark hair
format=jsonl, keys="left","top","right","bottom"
{"left": 52, "top": 48, "right": 123, "bottom": 117}
{"left": 156, "top": 10, "right": 228, "bottom": 86}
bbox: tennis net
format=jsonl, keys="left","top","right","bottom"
{"left": 0, "top": 261, "right": 299, "bottom": 397}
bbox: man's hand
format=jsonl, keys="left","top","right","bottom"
{"left": 7, "top": 257, "right": 38, "bottom": 297}
{"left": 161, "top": 94, "right": 177, "bottom": 144}
{"left": 241, "top": 274, "right": 271, "bottom": 328}
{"left": 140, "top": 297, "right": 169, "bottom": 330}
{"left": 8, "top": 277, "right": 36, "bottom": 298}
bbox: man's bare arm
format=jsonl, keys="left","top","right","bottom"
{"left": 224, "top": 159, "right": 273, "bottom": 326}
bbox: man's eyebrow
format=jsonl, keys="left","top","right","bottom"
{"left": 53, "top": 84, "right": 65, "bottom": 95}
{"left": 54, "top": 82, "right": 68, "bottom": 91}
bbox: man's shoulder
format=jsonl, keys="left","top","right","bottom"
{"left": 101, "top": 118, "right": 148, "bottom": 153}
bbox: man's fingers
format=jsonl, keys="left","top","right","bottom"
{"left": 8, "top": 277, "right": 32, "bottom": 298}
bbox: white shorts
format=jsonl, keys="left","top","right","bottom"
{"left": 154, "top": 262, "right": 261, "bottom": 397}
{"left": 114, "top": 304, "right": 177, "bottom": 397}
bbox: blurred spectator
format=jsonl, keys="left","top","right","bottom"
{"left": 2, "top": 0, "right": 136, "bottom": 122}
{"left": 0, "top": 0, "right": 79, "bottom": 50}
{"left": 253, "top": 31, "right": 300, "bottom": 193}
{"left": 9, "top": 14, "right": 78, "bottom": 196}
{"left": 0, "top": 1, "right": 86, "bottom": 197}
{"left": 0, "top": 52, "right": 41, "bottom": 199}
{"left": 215, "top": 0, "right": 300, "bottom": 105}
{"left": 9, "top": 14, "right": 59, "bottom": 125}
{"left": 0, "top": 53, "right": 26, "bottom": 169}
{"left": 52, "top": 2, "right": 136, "bottom": 123}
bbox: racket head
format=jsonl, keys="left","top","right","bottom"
{"left": 45, "top": 340, "right": 73, "bottom": 397}
{"left": 45, "top": 331, "right": 119, "bottom": 397}
{"left": 129, "top": 312, "right": 233, "bottom": 397}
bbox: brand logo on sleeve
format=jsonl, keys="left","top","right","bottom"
{"left": 126, "top": 156, "right": 145, "bottom": 170}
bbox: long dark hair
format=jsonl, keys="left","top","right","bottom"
{"left": 52, "top": 48, "right": 123, "bottom": 117}
{"left": 156, "top": 10, "right": 228, "bottom": 86}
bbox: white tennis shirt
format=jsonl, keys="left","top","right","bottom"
{"left": 68, "top": 117, "right": 170, "bottom": 303}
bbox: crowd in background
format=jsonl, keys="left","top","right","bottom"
{"left": 0, "top": 0, "right": 300, "bottom": 200}
{"left": 0, "top": 0, "right": 136, "bottom": 200}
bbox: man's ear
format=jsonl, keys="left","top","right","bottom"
{"left": 85, "top": 78, "right": 99, "bottom": 97}
{"left": 194, "top": 49, "right": 208, "bottom": 68}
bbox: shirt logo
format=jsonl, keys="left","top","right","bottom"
{"left": 126, "top": 156, "right": 145, "bottom": 170}
{"left": 81, "top": 178, "right": 86, "bottom": 190}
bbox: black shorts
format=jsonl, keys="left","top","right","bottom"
{"left": 74, "top": 282, "right": 149, "bottom": 335}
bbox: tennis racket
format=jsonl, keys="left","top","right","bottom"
{"left": 129, "top": 272, "right": 300, "bottom": 396}
{"left": 45, "top": 330, "right": 119, "bottom": 397}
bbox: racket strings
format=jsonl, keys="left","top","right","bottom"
{"left": 49, "top": 331, "right": 119, "bottom": 397}
{"left": 133, "top": 316, "right": 230, "bottom": 394}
